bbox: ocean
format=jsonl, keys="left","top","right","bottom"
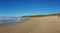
{"left": 0, "top": 17, "right": 29, "bottom": 26}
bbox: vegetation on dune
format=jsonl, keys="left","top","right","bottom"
{"left": 22, "top": 15, "right": 47, "bottom": 17}
{"left": 22, "top": 13, "right": 60, "bottom": 17}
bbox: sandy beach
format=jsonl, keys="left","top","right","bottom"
{"left": 0, "top": 16, "right": 60, "bottom": 33}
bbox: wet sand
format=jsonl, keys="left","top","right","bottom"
{"left": 0, "top": 16, "right": 60, "bottom": 33}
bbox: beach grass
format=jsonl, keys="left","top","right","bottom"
{"left": 22, "top": 13, "right": 60, "bottom": 18}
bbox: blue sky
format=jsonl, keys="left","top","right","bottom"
{"left": 0, "top": 0, "right": 60, "bottom": 17}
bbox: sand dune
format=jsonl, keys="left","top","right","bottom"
{"left": 0, "top": 16, "right": 60, "bottom": 33}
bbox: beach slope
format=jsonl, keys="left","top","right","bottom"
{"left": 0, "top": 16, "right": 60, "bottom": 33}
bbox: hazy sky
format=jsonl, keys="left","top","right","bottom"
{"left": 0, "top": 0, "right": 60, "bottom": 17}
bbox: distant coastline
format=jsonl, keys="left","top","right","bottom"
{"left": 22, "top": 13, "right": 60, "bottom": 17}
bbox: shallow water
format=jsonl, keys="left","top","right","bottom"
{"left": 0, "top": 17, "right": 29, "bottom": 26}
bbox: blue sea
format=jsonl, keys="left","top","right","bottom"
{"left": 0, "top": 17, "right": 29, "bottom": 26}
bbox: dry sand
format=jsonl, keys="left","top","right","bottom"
{"left": 0, "top": 16, "right": 60, "bottom": 33}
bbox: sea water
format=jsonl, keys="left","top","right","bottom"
{"left": 0, "top": 17, "right": 29, "bottom": 26}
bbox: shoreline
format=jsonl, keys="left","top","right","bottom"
{"left": 0, "top": 16, "right": 60, "bottom": 33}
{"left": 0, "top": 18, "right": 30, "bottom": 26}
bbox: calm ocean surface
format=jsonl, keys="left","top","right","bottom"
{"left": 0, "top": 17, "right": 29, "bottom": 26}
